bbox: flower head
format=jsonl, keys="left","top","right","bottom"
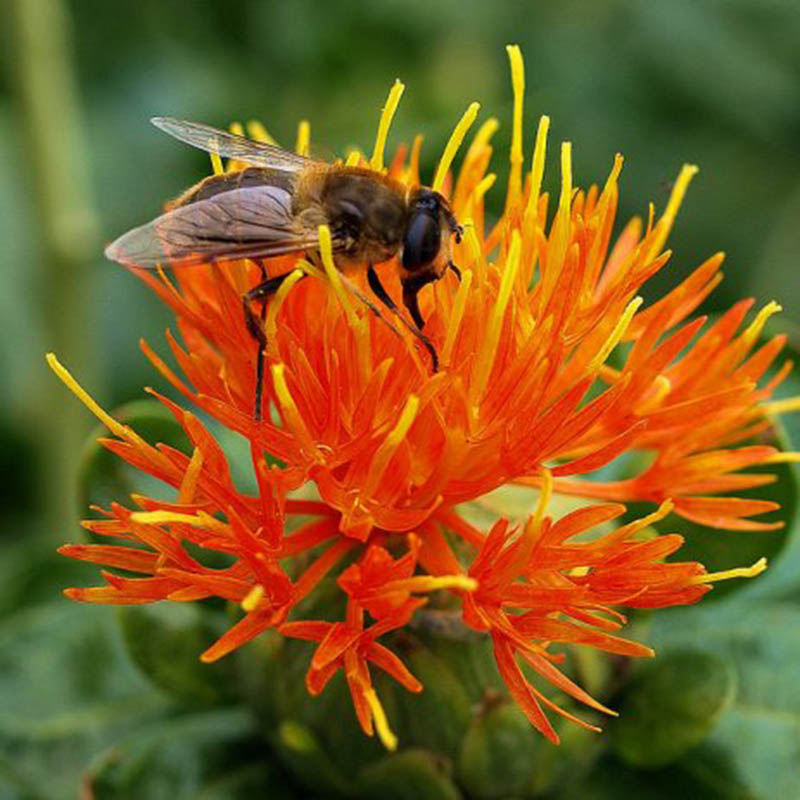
{"left": 51, "top": 45, "right": 792, "bottom": 747}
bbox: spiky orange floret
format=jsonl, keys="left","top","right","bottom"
{"left": 51, "top": 45, "right": 793, "bottom": 747}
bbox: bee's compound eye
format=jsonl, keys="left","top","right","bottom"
{"left": 402, "top": 213, "right": 440, "bottom": 272}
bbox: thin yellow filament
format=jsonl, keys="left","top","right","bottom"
{"left": 362, "top": 395, "right": 419, "bottom": 497}
{"left": 742, "top": 301, "right": 782, "bottom": 345}
{"left": 209, "top": 149, "right": 223, "bottom": 176}
{"left": 246, "top": 120, "right": 277, "bottom": 144}
{"left": 637, "top": 375, "right": 672, "bottom": 415}
{"left": 46, "top": 353, "right": 145, "bottom": 445}
{"left": 471, "top": 230, "right": 522, "bottom": 407}
{"left": 266, "top": 268, "right": 305, "bottom": 338}
{"left": 466, "top": 117, "right": 500, "bottom": 161}
{"left": 432, "top": 101, "right": 481, "bottom": 193}
{"left": 463, "top": 220, "right": 486, "bottom": 284}
{"left": 691, "top": 557, "right": 768, "bottom": 585}
{"left": 441, "top": 268, "right": 473, "bottom": 367}
{"left": 533, "top": 468, "right": 553, "bottom": 525}
{"left": 345, "top": 149, "right": 363, "bottom": 167}
{"left": 762, "top": 397, "right": 800, "bottom": 416}
{"left": 364, "top": 689, "right": 398, "bottom": 751}
{"left": 645, "top": 164, "right": 699, "bottom": 262}
{"left": 388, "top": 574, "right": 478, "bottom": 594}
{"left": 505, "top": 44, "right": 525, "bottom": 209}
{"left": 588, "top": 297, "right": 644, "bottom": 373}
{"left": 178, "top": 447, "right": 204, "bottom": 504}
{"left": 295, "top": 120, "right": 310, "bottom": 156}
{"left": 468, "top": 173, "right": 496, "bottom": 209}
{"left": 523, "top": 115, "right": 550, "bottom": 223}
{"left": 318, "top": 224, "right": 358, "bottom": 327}
{"left": 271, "top": 363, "right": 322, "bottom": 463}
{"left": 371, "top": 80, "right": 405, "bottom": 172}
{"left": 130, "top": 509, "right": 229, "bottom": 535}
{"left": 764, "top": 451, "right": 800, "bottom": 463}
{"left": 241, "top": 584, "right": 265, "bottom": 612}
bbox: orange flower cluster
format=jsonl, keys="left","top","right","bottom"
{"left": 51, "top": 46, "right": 791, "bottom": 747}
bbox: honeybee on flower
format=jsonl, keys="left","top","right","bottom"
{"left": 49, "top": 44, "right": 795, "bottom": 750}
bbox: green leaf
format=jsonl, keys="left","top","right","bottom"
{"left": 117, "top": 603, "right": 237, "bottom": 707}
{"left": 85, "top": 708, "right": 286, "bottom": 800}
{"left": 457, "top": 698, "right": 538, "bottom": 799}
{"left": 551, "top": 753, "right": 753, "bottom": 800}
{"left": 650, "top": 601, "right": 800, "bottom": 797}
{"left": 356, "top": 748, "right": 462, "bottom": 800}
{"left": 0, "top": 602, "right": 171, "bottom": 799}
{"left": 612, "top": 649, "right": 736, "bottom": 768}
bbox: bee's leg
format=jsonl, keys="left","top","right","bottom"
{"left": 447, "top": 261, "right": 462, "bottom": 281}
{"left": 367, "top": 265, "right": 439, "bottom": 372}
{"left": 243, "top": 271, "right": 304, "bottom": 421}
{"left": 366, "top": 264, "right": 398, "bottom": 312}
{"left": 400, "top": 272, "right": 440, "bottom": 372}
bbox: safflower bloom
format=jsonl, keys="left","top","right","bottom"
{"left": 50, "top": 46, "right": 795, "bottom": 748}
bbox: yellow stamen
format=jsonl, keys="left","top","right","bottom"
{"left": 463, "top": 220, "right": 487, "bottom": 285}
{"left": 691, "top": 557, "right": 767, "bottom": 585}
{"left": 246, "top": 120, "right": 276, "bottom": 144}
{"left": 318, "top": 224, "right": 359, "bottom": 327}
{"left": 432, "top": 101, "right": 481, "bottom": 193}
{"left": 390, "top": 574, "right": 478, "bottom": 594}
{"left": 441, "top": 268, "right": 473, "bottom": 367}
{"left": 364, "top": 689, "right": 397, "bottom": 751}
{"left": 370, "top": 79, "right": 405, "bottom": 172}
{"left": 762, "top": 396, "right": 800, "bottom": 416}
{"left": 129, "top": 509, "right": 229, "bottom": 534}
{"left": 558, "top": 141, "right": 573, "bottom": 221}
{"left": 345, "top": 149, "right": 363, "bottom": 167}
{"left": 523, "top": 115, "right": 550, "bottom": 223}
{"left": 178, "top": 447, "right": 204, "bottom": 505}
{"left": 295, "top": 120, "right": 310, "bottom": 156}
{"left": 295, "top": 257, "right": 327, "bottom": 283}
{"left": 46, "top": 353, "right": 142, "bottom": 444}
{"left": 209, "top": 149, "right": 223, "bottom": 176}
{"left": 229, "top": 121, "right": 245, "bottom": 137}
{"left": 466, "top": 117, "right": 500, "bottom": 161}
{"left": 468, "top": 173, "right": 496, "bottom": 209}
{"left": 471, "top": 230, "right": 522, "bottom": 407}
{"left": 646, "top": 164, "right": 698, "bottom": 261}
{"left": 386, "top": 395, "right": 419, "bottom": 448}
{"left": 742, "top": 300, "right": 782, "bottom": 345}
{"left": 241, "top": 584, "right": 265, "bottom": 612}
{"left": 271, "top": 363, "right": 323, "bottom": 463}
{"left": 588, "top": 296, "right": 643, "bottom": 373}
{"left": 637, "top": 375, "right": 672, "bottom": 414}
{"left": 505, "top": 44, "right": 525, "bottom": 209}
{"left": 266, "top": 268, "right": 305, "bottom": 338}
{"left": 362, "top": 395, "right": 419, "bottom": 497}
{"left": 626, "top": 499, "right": 674, "bottom": 535}
{"left": 764, "top": 451, "right": 800, "bottom": 463}
{"left": 533, "top": 468, "right": 553, "bottom": 525}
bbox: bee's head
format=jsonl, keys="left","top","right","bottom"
{"left": 401, "top": 188, "right": 462, "bottom": 278}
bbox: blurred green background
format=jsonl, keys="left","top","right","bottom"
{"left": 1, "top": 0, "right": 800, "bottom": 797}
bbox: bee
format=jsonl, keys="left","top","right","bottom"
{"left": 105, "top": 117, "right": 463, "bottom": 420}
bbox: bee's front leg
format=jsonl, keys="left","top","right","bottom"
{"left": 243, "top": 271, "right": 305, "bottom": 421}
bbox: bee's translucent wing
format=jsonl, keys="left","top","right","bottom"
{"left": 105, "top": 185, "right": 319, "bottom": 268}
{"left": 151, "top": 117, "right": 314, "bottom": 173}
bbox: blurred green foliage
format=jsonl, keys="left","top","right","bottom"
{"left": 1, "top": 0, "right": 800, "bottom": 797}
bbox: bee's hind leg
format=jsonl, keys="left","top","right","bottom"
{"left": 243, "top": 270, "right": 305, "bottom": 421}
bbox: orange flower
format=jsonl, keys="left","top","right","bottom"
{"left": 50, "top": 45, "right": 792, "bottom": 747}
